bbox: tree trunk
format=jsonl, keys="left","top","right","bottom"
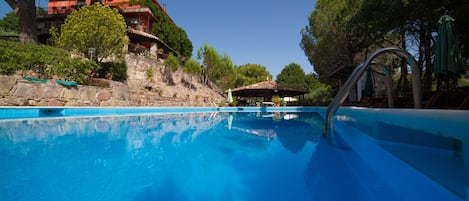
{"left": 395, "top": 30, "right": 408, "bottom": 97}
{"left": 6, "top": 0, "right": 38, "bottom": 43}
{"left": 421, "top": 23, "right": 433, "bottom": 92}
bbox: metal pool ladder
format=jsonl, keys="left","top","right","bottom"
{"left": 322, "top": 47, "right": 422, "bottom": 138}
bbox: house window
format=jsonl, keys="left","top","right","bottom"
{"left": 77, "top": 0, "right": 86, "bottom": 8}
{"left": 130, "top": 18, "right": 138, "bottom": 25}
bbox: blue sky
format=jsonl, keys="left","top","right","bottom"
{"left": 0, "top": 0, "right": 316, "bottom": 79}
{"left": 164, "top": 0, "right": 316, "bottom": 78}
{"left": 0, "top": 1, "right": 12, "bottom": 17}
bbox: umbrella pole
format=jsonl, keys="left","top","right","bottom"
{"left": 446, "top": 78, "right": 451, "bottom": 107}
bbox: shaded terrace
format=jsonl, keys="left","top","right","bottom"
{"left": 228, "top": 80, "right": 309, "bottom": 105}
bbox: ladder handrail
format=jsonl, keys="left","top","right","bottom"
{"left": 322, "top": 47, "right": 422, "bottom": 137}
{"left": 369, "top": 62, "right": 394, "bottom": 108}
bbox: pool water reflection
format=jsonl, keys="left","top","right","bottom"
{"left": 0, "top": 110, "right": 465, "bottom": 201}
{"left": 0, "top": 112, "right": 324, "bottom": 201}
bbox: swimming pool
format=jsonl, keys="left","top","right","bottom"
{"left": 0, "top": 107, "right": 467, "bottom": 201}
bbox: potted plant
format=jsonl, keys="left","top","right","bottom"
{"left": 229, "top": 99, "right": 237, "bottom": 107}
{"left": 272, "top": 95, "right": 281, "bottom": 107}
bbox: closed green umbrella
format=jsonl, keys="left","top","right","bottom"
{"left": 227, "top": 88, "right": 233, "bottom": 104}
{"left": 434, "top": 15, "right": 465, "bottom": 89}
{"left": 364, "top": 67, "right": 374, "bottom": 98}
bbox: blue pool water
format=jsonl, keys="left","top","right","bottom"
{"left": 0, "top": 107, "right": 467, "bottom": 201}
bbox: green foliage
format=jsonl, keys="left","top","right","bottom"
{"left": 164, "top": 53, "right": 180, "bottom": 71}
{"left": 165, "top": 26, "right": 193, "bottom": 59}
{"left": 183, "top": 58, "right": 201, "bottom": 89}
{"left": 184, "top": 58, "right": 202, "bottom": 75}
{"left": 271, "top": 95, "right": 281, "bottom": 104}
{"left": 392, "top": 74, "right": 413, "bottom": 96}
{"left": 351, "top": 0, "right": 469, "bottom": 91}
{"left": 276, "top": 63, "right": 307, "bottom": 89}
{"left": 51, "top": 3, "right": 127, "bottom": 62}
{"left": 236, "top": 64, "right": 272, "bottom": 87}
{"left": 0, "top": 12, "right": 19, "bottom": 36}
{"left": 303, "top": 0, "right": 469, "bottom": 93}
{"left": 162, "top": 53, "right": 179, "bottom": 85}
{"left": 217, "top": 54, "right": 237, "bottom": 90}
{"left": 98, "top": 61, "right": 128, "bottom": 81}
{"left": 134, "top": 0, "right": 193, "bottom": 58}
{"left": 458, "top": 78, "right": 469, "bottom": 87}
{"left": 303, "top": 73, "right": 333, "bottom": 106}
{"left": 301, "top": 0, "right": 362, "bottom": 82}
{"left": 53, "top": 57, "right": 100, "bottom": 83}
{"left": 197, "top": 42, "right": 221, "bottom": 79}
{"left": 0, "top": 40, "right": 98, "bottom": 83}
{"left": 275, "top": 63, "right": 332, "bottom": 105}
{"left": 153, "top": 14, "right": 192, "bottom": 58}
{"left": 196, "top": 43, "right": 237, "bottom": 90}
{"left": 231, "top": 99, "right": 238, "bottom": 107}
{"left": 146, "top": 66, "right": 154, "bottom": 81}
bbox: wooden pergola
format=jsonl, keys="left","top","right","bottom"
{"left": 228, "top": 80, "right": 309, "bottom": 102}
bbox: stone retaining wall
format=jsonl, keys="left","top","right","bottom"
{"left": 0, "top": 76, "right": 221, "bottom": 107}
{"left": 0, "top": 75, "right": 128, "bottom": 106}
{"left": 0, "top": 53, "right": 225, "bottom": 107}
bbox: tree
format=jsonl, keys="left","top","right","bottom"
{"left": 275, "top": 63, "right": 332, "bottom": 105}
{"left": 50, "top": 3, "right": 127, "bottom": 62}
{"left": 304, "top": 73, "right": 333, "bottom": 106}
{"left": 236, "top": 64, "right": 272, "bottom": 87}
{"left": 5, "top": 0, "right": 37, "bottom": 43}
{"left": 167, "top": 26, "right": 193, "bottom": 59}
{"left": 183, "top": 58, "right": 202, "bottom": 89}
{"left": 163, "top": 52, "right": 179, "bottom": 85}
{"left": 134, "top": 0, "right": 193, "bottom": 59}
{"left": 184, "top": 58, "right": 202, "bottom": 76}
{"left": 276, "top": 63, "right": 307, "bottom": 89}
{"left": 196, "top": 43, "right": 237, "bottom": 90}
{"left": 153, "top": 17, "right": 193, "bottom": 59}
{"left": 0, "top": 12, "right": 19, "bottom": 36}
{"left": 351, "top": 0, "right": 469, "bottom": 91}
{"left": 217, "top": 54, "right": 237, "bottom": 90}
{"left": 300, "top": 0, "right": 362, "bottom": 83}
{"left": 197, "top": 42, "right": 221, "bottom": 84}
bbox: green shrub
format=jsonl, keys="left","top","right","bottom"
{"left": 99, "top": 61, "right": 128, "bottom": 81}
{"left": 52, "top": 58, "right": 100, "bottom": 84}
{"left": 272, "top": 95, "right": 281, "bottom": 105}
{"left": 0, "top": 39, "right": 99, "bottom": 84}
{"left": 0, "top": 47, "right": 21, "bottom": 74}
{"left": 145, "top": 66, "right": 154, "bottom": 81}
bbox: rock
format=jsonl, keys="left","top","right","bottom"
{"left": 64, "top": 101, "right": 80, "bottom": 106}
{"left": 3, "top": 97, "right": 28, "bottom": 106}
{"left": 28, "top": 99, "right": 37, "bottom": 106}
{"left": 0, "top": 53, "right": 227, "bottom": 107}
{"left": 61, "top": 88, "right": 80, "bottom": 99}
{"left": 37, "top": 99, "right": 48, "bottom": 106}
{"left": 48, "top": 98, "right": 64, "bottom": 106}
{"left": 0, "top": 75, "right": 18, "bottom": 95}
{"left": 109, "top": 81, "right": 129, "bottom": 100}
{"left": 37, "top": 80, "right": 61, "bottom": 98}
{"left": 10, "top": 81, "right": 37, "bottom": 99}
{"left": 100, "top": 100, "right": 129, "bottom": 106}
{"left": 96, "top": 90, "right": 112, "bottom": 101}
{"left": 79, "top": 86, "right": 97, "bottom": 100}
